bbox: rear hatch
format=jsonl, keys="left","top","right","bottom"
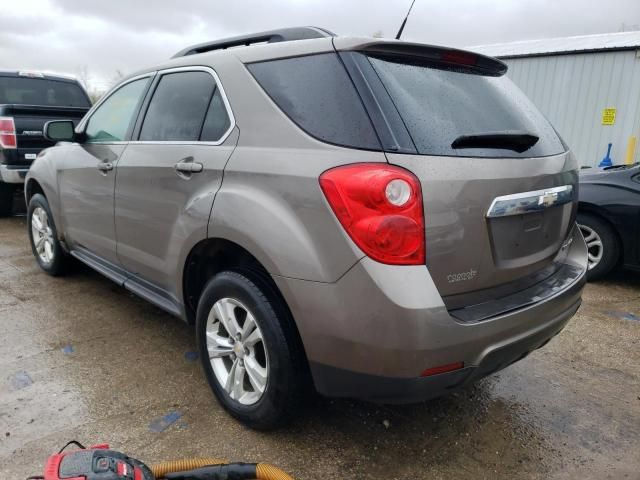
{"left": 0, "top": 74, "right": 91, "bottom": 166}
{"left": 335, "top": 40, "right": 578, "bottom": 303}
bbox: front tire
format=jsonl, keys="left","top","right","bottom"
{"left": 196, "top": 270, "right": 303, "bottom": 429}
{"left": 27, "top": 193, "right": 69, "bottom": 276}
{"left": 577, "top": 212, "right": 620, "bottom": 281}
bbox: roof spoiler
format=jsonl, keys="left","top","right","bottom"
{"left": 345, "top": 41, "right": 508, "bottom": 76}
{"left": 172, "top": 26, "right": 336, "bottom": 58}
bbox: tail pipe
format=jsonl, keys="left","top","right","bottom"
{"left": 151, "top": 458, "right": 294, "bottom": 480}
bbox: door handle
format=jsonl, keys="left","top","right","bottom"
{"left": 97, "top": 162, "right": 114, "bottom": 172}
{"left": 174, "top": 161, "right": 203, "bottom": 174}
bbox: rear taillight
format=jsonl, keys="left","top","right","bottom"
{"left": 0, "top": 117, "right": 17, "bottom": 149}
{"left": 319, "top": 163, "right": 425, "bottom": 265}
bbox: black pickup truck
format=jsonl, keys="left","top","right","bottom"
{"left": 0, "top": 71, "right": 91, "bottom": 216}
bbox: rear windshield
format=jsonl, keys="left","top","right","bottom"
{"left": 367, "top": 54, "right": 565, "bottom": 158}
{"left": 0, "top": 76, "right": 90, "bottom": 107}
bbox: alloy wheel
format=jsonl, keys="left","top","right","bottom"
{"left": 205, "top": 297, "right": 269, "bottom": 405}
{"left": 31, "top": 206, "right": 55, "bottom": 265}
{"left": 578, "top": 224, "right": 603, "bottom": 270}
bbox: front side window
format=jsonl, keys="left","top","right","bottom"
{"left": 139, "top": 71, "right": 218, "bottom": 141}
{"left": 85, "top": 78, "right": 149, "bottom": 143}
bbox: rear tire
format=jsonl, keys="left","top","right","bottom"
{"left": 0, "top": 182, "right": 14, "bottom": 217}
{"left": 27, "top": 193, "right": 69, "bottom": 276}
{"left": 196, "top": 270, "right": 303, "bottom": 430}
{"left": 577, "top": 212, "right": 619, "bottom": 281}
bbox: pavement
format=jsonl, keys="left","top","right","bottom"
{"left": 1, "top": 212, "right": 639, "bottom": 480}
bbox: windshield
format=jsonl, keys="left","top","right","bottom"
{"left": 0, "top": 76, "right": 90, "bottom": 107}
{"left": 367, "top": 54, "right": 566, "bottom": 158}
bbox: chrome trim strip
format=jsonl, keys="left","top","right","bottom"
{"left": 486, "top": 185, "right": 574, "bottom": 218}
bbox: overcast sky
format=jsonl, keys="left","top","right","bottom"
{"left": 2, "top": 0, "right": 639, "bottom": 91}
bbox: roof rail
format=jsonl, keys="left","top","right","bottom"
{"left": 172, "top": 26, "right": 336, "bottom": 58}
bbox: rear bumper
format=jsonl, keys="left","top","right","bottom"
{"left": 310, "top": 297, "right": 578, "bottom": 403}
{"left": 0, "top": 164, "right": 28, "bottom": 184}
{"left": 1, "top": 147, "right": 41, "bottom": 184}
{"left": 273, "top": 225, "right": 587, "bottom": 402}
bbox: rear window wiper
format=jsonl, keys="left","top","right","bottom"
{"left": 451, "top": 131, "right": 539, "bottom": 153}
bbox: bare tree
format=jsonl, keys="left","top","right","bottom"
{"left": 76, "top": 65, "right": 92, "bottom": 91}
{"left": 110, "top": 69, "right": 125, "bottom": 86}
{"left": 619, "top": 22, "right": 640, "bottom": 32}
{"left": 75, "top": 65, "right": 106, "bottom": 104}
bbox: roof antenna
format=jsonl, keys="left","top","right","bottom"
{"left": 395, "top": 0, "right": 416, "bottom": 40}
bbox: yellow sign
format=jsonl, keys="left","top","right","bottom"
{"left": 602, "top": 108, "right": 616, "bottom": 125}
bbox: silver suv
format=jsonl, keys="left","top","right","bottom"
{"left": 26, "top": 27, "right": 588, "bottom": 429}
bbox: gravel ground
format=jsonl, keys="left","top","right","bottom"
{"left": 1, "top": 214, "right": 638, "bottom": 479}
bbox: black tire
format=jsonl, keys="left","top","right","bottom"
{"left": 577, "top": 212, "right": 620, "bottom": 281}
{"left": 27, "top": 193, "right": 69, "bottom": 276}
{"left": 196, "top": 270, "right": 304, "bottom": 429}
{"left": 0, "top": 182, "right": 14, "bottom": 217}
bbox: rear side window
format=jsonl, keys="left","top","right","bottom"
{"left": 140, "top": 71, "right": 216, "bottom": 141}
{"left": 248, "top": 53, "right": 380, "bottom": 150}
{"left": 0, "top": 76, "right": 90, "bottom": 107}
{"left": 367, "top": 55, "right": 565, "bottom": 158}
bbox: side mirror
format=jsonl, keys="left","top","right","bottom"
{"left": 44, "top": 120, "right": 76, "bottom": 142}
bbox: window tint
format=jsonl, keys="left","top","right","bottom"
{"left": 0, "top": 76, "right": 91, "bottom": 107}
{"left": 139, "top": 71, "right": 215, "bottom": 141}
{"left": 248, "top": 53, "right": 380, "bottom": 150}
{"left": 367, "top": 54, "right": 566, "bottom": 158}
{"left": 200, "top": 87, "right": 231, "bottom": 141}
{"left": 85, "top": 78, "right": 149, "bottom": 142}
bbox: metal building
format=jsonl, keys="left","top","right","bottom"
{"left": 471, "top": 31, "right": 640, "bottom": 167}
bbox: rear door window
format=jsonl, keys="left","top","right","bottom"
{"left": 248, "top": 53, "right": 380, "bottom": 150}
{"left": 139, "top": 71, "right": 217, "bottom": 141}
{"left": 200, "top": 87, "right": 231, "bottom": 142}
{"left": 367, "top": 54, "right": 566, "bottom": 158}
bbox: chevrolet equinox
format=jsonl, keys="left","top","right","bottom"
{"left": 25, "top": 27, "right": 588, "bottom": 429}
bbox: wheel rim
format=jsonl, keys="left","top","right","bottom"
{"left": 578, "top": 224, "right": 603, "bottom": 270}
{"left": 205, "top": 297, "right": 269, "bottom": 405}
{"left": 31, "top": 206, "right": 55, "bottom": 265}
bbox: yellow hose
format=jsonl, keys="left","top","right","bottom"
{"left": 150, "top": 457, "right": 227, "bottom": 478}
{"left": 150, "top": 458, "right": 294, "bottom": 479}
{"left": 256, "top": 463, "right": 295, "bottom": 480}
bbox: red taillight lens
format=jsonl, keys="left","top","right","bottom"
{"left": 0, "top": 117, "right": 17, "bottom": 149}
{"left": 319, "top": 163, "right": 425, "bottom": 265}
{"left": 420, "top": 362, "right": 464, "bottom": 377}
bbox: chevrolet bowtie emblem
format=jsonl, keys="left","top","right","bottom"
{"left": 538, "top": 191, "right": 558, "bottom": 207}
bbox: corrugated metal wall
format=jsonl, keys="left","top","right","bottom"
{"left": 504, "top": 50, "right": 640, "bottom": 167}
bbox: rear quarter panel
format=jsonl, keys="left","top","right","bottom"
{"left": 207, "top": 54, "right": 386, "bottom": 282}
